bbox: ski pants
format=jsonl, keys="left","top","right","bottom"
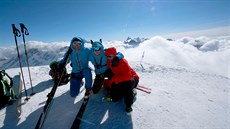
{"left": 110, "top": 78, "right": 136, "bottom": 108}
{"left": 70, "top": 68, "right": 92, "bottom": 97}
{"left": 92, "top": 69, "right": 113, "bottom": 94}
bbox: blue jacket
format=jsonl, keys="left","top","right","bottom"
{"left": 62, "top": 37, "right": 91, "bottom": 73}
{"left": 89, "top": 41, "right": 108, "bottom": 75}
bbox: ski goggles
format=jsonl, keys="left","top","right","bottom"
{"left": 73, "top": 41, "right": 82, "bottom": 46}
{"left": 92, "top": 46, "right": 101, "bottom": 51}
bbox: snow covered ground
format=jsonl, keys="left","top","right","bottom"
{"left": 0, "top": 33, "right": 230, "bottom": 129}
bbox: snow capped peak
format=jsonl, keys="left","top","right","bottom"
{"left": 124, "top": 37, "right": 148, "bottom": 46}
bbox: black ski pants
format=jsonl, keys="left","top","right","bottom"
{"left": 110, "top": 79, "right": 136, "bottom": 108}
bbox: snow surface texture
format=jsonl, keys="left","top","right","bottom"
{"left": 0, "top": 35, "right": 230, "bottom": 129}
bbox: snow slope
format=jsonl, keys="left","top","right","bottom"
{"left": 0, "top": 63, "right": 229, "bottom": 129}
{"left": 0, "top": 34, "right": 230, "bottom": 129}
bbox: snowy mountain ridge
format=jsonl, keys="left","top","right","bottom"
{"left": 124, "top": 37, "right": 148, "bottom": 46}
{"left": 0, "top": 35, "right": 229, "bottom": 78}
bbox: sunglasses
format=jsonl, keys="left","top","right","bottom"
{"left": 106, "top": 55, "right": 114, "bottom": 59}
{"left": 73, "top": 41, "right": 82, "bottom": 46}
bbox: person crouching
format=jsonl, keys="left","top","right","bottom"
{"left": 105, "top": 47, "right": 139, "bottom": 114}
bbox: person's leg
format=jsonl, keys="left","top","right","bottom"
{"left": 122, "top": 80, "right": 135, "bottom": 112}
{"left": 82, "top": 68, "right": 92, "bottom": 96}
{"left": 110, "top": 84, "right": 123, "bottom": 102}
{"left": 92, "top": 75, "right": 104, "bottom": 94}
{"left": 70, "top": 73, "right": 83, "bottom": 97}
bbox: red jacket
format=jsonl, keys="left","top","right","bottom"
{"left": 105, "top": 47, "right": 139, "bottom": 84}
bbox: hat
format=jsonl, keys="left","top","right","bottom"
{"left": 105, "top": 47, "right": 117, "bottom": 56}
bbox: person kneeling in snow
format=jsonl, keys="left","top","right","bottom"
{"left": 89, "top": 39, "right": 113, "bottom": 94}
{"left": 105, "top": 47, "right": 139, "bottom": 113}
{"left": 59, "top": 37, "right": 92, "bottom": 99}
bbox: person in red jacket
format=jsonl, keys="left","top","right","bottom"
{"left": 105, "top": 47, "right": 139, "bottom": 114}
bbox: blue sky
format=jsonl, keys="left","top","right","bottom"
{"left": 0, "top": 0, "right": 229, "bottom": 46}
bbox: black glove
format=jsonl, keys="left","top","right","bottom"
{"left": 105, "top": 68, "right": 114, "bottom": 80}
{"left": 112, "top": 56, "right": 119, "bottom": 67}
{"left": 96, "top": 73, "right": 104, "bottom": 79}
{"left": 133, "top": 77, "right": 139, "bottom": 88}
{"left": 58, "top": 62, "right": 65, "bottom": 69}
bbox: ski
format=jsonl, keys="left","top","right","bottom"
{"left": 70, "top": 97, "right": 89, "bottom": 129}
{"left": 35, "top": 68, "right": 69, "bottom": 129}
{"left": 20, "top": 23, "right": 35, "bottom": 96}
{"left": 34, "top": 82, "right": 59, "bottom": 129}
{"left": 16, "top": 73, "right": 23, "bottom": 117}
{"left": 136, "top": 85, "right": 151, "bottom": 94}
{"left": 35, "top": 40, "right": 72, "bottom": 129}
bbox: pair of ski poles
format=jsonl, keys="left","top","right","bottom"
{"left": 12, "top": 23, "right": 35, "bottom": 101}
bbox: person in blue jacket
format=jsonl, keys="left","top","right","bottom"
{"left": 89, "top": 39, "right": 113, "bottom": 94}
{"left": 59, "top": 37, "right": 92, "bottom": 98}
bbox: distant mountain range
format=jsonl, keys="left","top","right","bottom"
{"left": 0, "top": 42, "right": 69, "bottom": 70}
{"left": 124, "top": 37, "right": 148, "bottom": 46}
{"left": 0, "top": 35, "right": 229, "bottom": 72}
{"left": 0, "top": 38, "right": 148, "bottom": 69}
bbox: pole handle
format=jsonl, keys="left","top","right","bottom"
{"left": 20, "top": 23, "right": 29, "bottom": 35}
{"left": 12, "top": 24, "right": 21, "bottom": 37}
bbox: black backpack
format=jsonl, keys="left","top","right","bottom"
{"left": 49, "top": 61, "right": 69, "bottom": 85}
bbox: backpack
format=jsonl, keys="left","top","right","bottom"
{"left": 0, "top": 70, "right": 15, "bottom": 105}
{"left": 49, "top": 61, "right": 69, "bottom": 85}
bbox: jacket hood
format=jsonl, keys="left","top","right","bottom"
{"left": 92, "top": 41, "right": 104, "bottom": 52}
{"left": 105, "top": 47, "right": 117, "bottom": 56}
{"left": 70, "top": 37, "right": 85, "bottom": 50}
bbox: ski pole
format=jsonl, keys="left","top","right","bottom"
{"left": 12, "top": 24, "right": 30, "bottom": 101}
{"left": 20, "top": 23, "right": 35, "bottom": 96}
{"left": 140, "top": 51, "right": 145, "bottom": 71}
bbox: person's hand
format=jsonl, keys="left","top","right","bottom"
{"left": 58, "top": 62, "right": 65, "bottom": 69}
{"left": 112, "top": 56, "right": 119, "bottom": 67}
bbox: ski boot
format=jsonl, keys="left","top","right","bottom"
{"left": 84, "top": 89, "right": 91, "bottom": 99}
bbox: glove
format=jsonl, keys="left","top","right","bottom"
{"left": 58, "top": 62, "right": 65, "bottom": 69}
{"left": 133, "top": 77, "right": 139, "bottom": 88}
{"left": 112, "top": 56, "right": 119, "bottom": 67}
